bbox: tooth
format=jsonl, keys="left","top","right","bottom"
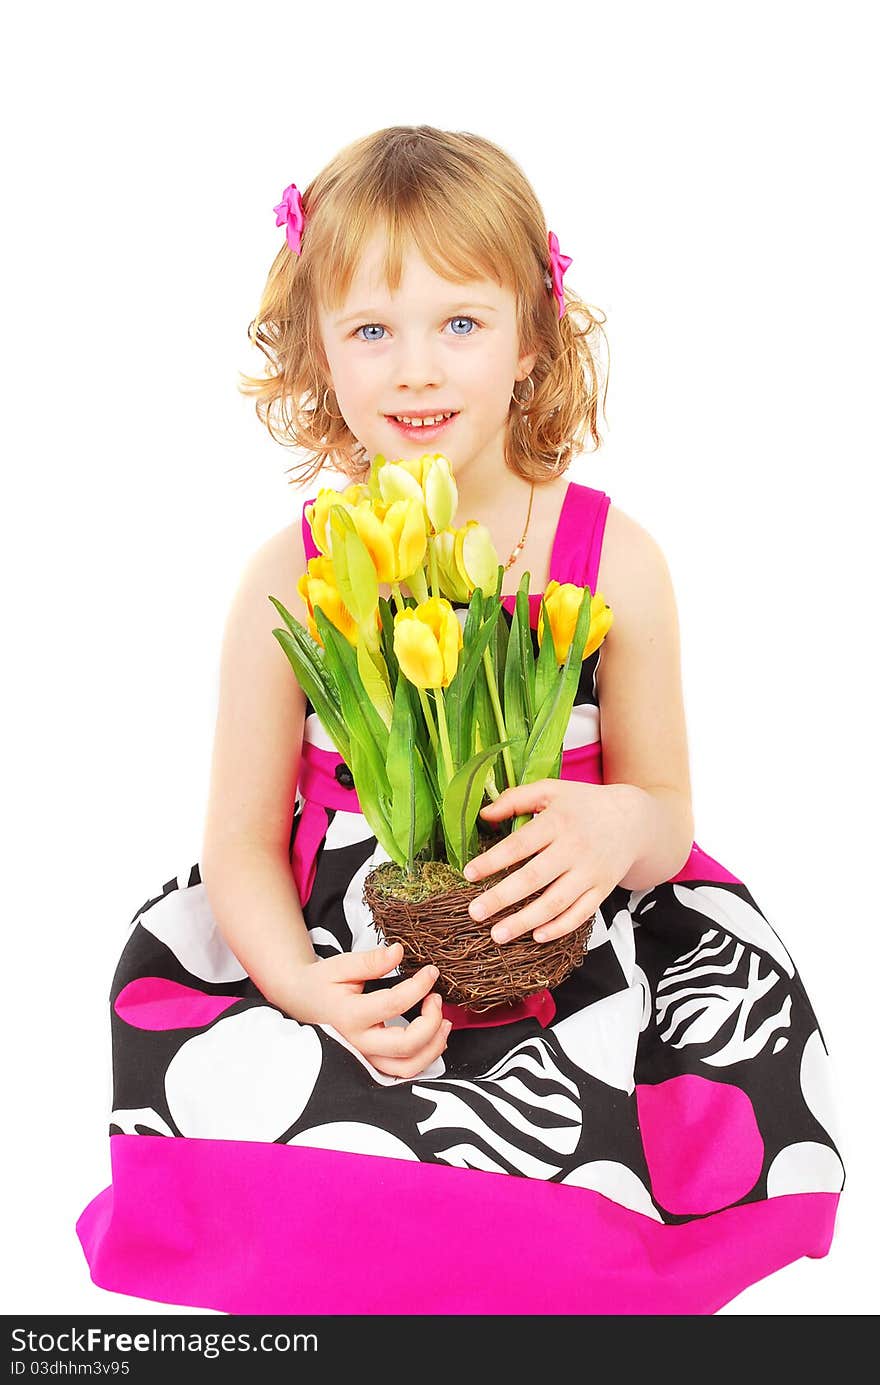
{"left": 395, "top": 412, "right": 453, "bottom": 425}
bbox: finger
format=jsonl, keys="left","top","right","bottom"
{"left": 366, "top": 1013, "right": 454, "bottom": 1079}
{"left": 531, "top": 885, "right": 600, "bottom": 943}
{"left": 356, "top": 961, "right": 441, "bottom": 1028}
{"left": 478, "top": 779, "right": 554, "bottom": 824}
{"left": 328, "top": 941, "right": 404, "bottom": 983}
{"left": 363, "top": 991, "right": 448, "bottom": 1060}
{"left": 486, "top": 867, "right": 583, "bottom": 943}
{"left": 468, "top": 843, "right": 566, "bottom": 927}
{"left": 464, "top": 814, "right": 554, "bottom": 885}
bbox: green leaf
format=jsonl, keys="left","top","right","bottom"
{"left": 513, "top": 578, "right": 536, "bottom": 728}
{"left": 356, "top": 636, "right": 394, "bottom": 728}
{"left": 441, "top": 740, "right": 511, "bottom": 872}
{"left": 327, "top": 506, "right": 379, "bottom": 627}
{"left": 473, "top": 645, "right": 498, "bottom": 785}
{"left": 444, "top": 589, "right": 503, "bottom": 767}
{"left": 377, "top": 596, "right": 399, "bottom": 685}
{"left": 387, "top": 670, "right": 435, "bottom": 869}
{"left": 502, "top": 593, "right": 529, "bottom": 781}
{"left": 533, "top": 591, "right": 559, "bottom": 714}
{"left": 345, "top": 734, "right": 403, "bottom": 866}
{"left": 494, "top": 589, "right": 510, "bottom": 694}
{"left": 521, "top": 587, "right": 592, "bottom": 784}
{"left": 270, "top": 624, "right": 350, "bottom": 759}
{"left": 268, "top": 595, "right": 343, "bottom": 715}
{"left": 316, "top": 610, "right": 390, "bottom": 794}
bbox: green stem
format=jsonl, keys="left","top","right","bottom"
{"left": 428, "top": 538, "right": 440, "bottom": 599}
{"left": 434, "top": 688, "right": 455, "bottom": 788}
{"left": 482, "top": 644, "right": 516, "bottom": 793}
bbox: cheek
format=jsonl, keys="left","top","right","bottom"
{"left": 466, "top": 340, "right": 519, "bottom": 391}
{"left": 330, "top": 354, "right": 378, "bottom": 414}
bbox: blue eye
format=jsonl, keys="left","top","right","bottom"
{"left": 353, "top": 316, "right": 480, "bottom": 341}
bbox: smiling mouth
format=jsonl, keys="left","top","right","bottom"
{"left": 386, "top": 411, "right": 460, "bottom": 429}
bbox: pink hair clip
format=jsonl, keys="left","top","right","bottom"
{"left": 273, "top": 182, "right": 306, "bottom": 256}
{"left": 546, "top": 230, "right": 572, "bottom": 319}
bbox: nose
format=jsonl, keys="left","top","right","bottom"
{"left": 391, "top": 338, "right": 445, "bottom": 394}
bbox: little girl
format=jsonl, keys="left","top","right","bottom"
{"left": 76, "top": 124, "right": 844, "bottom": 1315}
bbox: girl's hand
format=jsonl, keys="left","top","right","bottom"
{"left": 463, "top": 780, "right": 639, "bottom": 944}
{"left": 283, "top": 943, "right": 452, "bottom": 1078}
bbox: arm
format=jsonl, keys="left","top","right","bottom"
{"left": 200, "top": 514, "right": 319, "bottom": 1013}
{"left": 594, "top": 505, "right": 695, "bottom": 892}
{"left": 612, "top": 784, "right": 693, "bottom": 890}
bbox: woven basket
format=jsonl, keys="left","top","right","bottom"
{"left": 363, "top": 830, "right": 594, "bottom": 1012}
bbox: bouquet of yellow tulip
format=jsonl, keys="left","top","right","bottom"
{"left": 270, "top": 454, "right": 612, "bottom": 875}
{"left": 269, "top": 452, "right": 612, "bottom": 882}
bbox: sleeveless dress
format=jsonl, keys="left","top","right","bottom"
{"left": 75, "top": 480, "right": 844, "bottom": 1315}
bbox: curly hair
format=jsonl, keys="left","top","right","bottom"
{"left": 239, "top": 125, "right": 610, "bottom": 490}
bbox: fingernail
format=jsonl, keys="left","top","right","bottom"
{"left": 493, "top": 928, "right": 509, "bottom": 943}
{"left": 470, "top": 903, "right": 484, "bottom": 920}
{"left": 463, "top": 865, "right": 476, "bottom": 881}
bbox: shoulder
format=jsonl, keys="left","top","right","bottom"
{"left": 596, "top": 502, "right": 671, "bottom": 587}
{"left": 249, "top": 505, "right": 309, "bottom": 580}
{"left": 218, "top": 509, "right": 310, "bottom": 682}
{"left": 232, "top": 505, "right": 310, "bottom": 614}
{"left": 594, "top": 503, "right": 682, "bottom": 659}
{"left": 590, "top": 501, "right": 692, "bottom": 819}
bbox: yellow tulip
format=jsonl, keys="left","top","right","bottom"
{"left": 369, "top": 452, "right": 457, "bottom": 531}
{"left": 339, "top": 505, "right": 397, "bottom": 583}
{"left": 393, "top": 596, "right": 463, "bottom": 689}
{"left": 422, "top": 453, "right": 457, "bottom": 532}
{"left": 537, "top": 581, "right": 614, "bottom": 665}
{"left": 380, "top": 497, "right": 428, "bottom": 580}
{"left": 374, "top": 458, "right": 426, "bottom": 508}
{"left": 432, "top": 529, "right": 472, "bottom": 601}
{"left": 340, "top": 482, "right": 371, "bottom": 508}
{"left": 453, "top": 520, "right": 502, "bottom": 597}
{"left": 304, "top": 487, "right": 364, "bottom": 557}
{"left": 296, "top": 556, "right": 359, "bottom": 647}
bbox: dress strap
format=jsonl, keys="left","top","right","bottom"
{"left": 302, "top": 496, "right": 319, "bottom": 561}
{"left": 549, "top": 480, "right": 611, "bottom": 593}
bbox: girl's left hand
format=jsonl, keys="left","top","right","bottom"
{"left": 463, "top": 780, "right": 638, "bottom": 944}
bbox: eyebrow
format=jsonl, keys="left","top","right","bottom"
{"left": 335, "top": 303, "right": 499, "bottom": 326}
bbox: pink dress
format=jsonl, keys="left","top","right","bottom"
{"left": 75, "top": 479, "right": 844, "bottom": 1313}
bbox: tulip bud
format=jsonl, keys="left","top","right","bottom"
{"left": 296, "top": 557, "right": 359, "bottom": 647}
{"left": 392, "top": 595, "right": 463, "bottom": 689}
{"left": 432, "top": 529, "right": 471, "bottom": 601}
{"left": 537, "top": 581, "right": 614, "bottom": 664}
{"left": 454, "top": 520, "right": 502, "bottom": 597}
{"left": 376, "top": 460, "right": 426, "bottom": 509}
{"left": 422, "top": 453, "right": 458, "bottom": 532}
{"left": 304, "top": 487, "right": 354, "bottom": 556}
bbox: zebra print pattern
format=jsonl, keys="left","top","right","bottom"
{"left": 413, "top": 1035, "right": 582, "bottom": 1177}
{"left": 656, "top": 927, "right": 792, "bottom": 1066}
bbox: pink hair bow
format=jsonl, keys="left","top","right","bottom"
{"left": 546, "top": 230, "right": 572, "bottom": 319}
{"left": 273, "top": 182, "right": 305, "bottom": 255}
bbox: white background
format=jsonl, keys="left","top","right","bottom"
{"left": 3, "top": 0, "right": 876, "bottom": 1316}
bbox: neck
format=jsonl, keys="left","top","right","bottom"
{"left": 452, "top": 461, "right": 536, "bottom": 530}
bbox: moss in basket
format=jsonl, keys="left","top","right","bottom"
{"left": 369, "top": 825, "right": 507, "bottom": 903}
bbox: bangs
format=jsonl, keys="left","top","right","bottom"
{"left": 310, "top": 186, "right": 519, "bottom": 314}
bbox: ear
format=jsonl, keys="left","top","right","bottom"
{"left": 517, "top": 348, "right": 539, "bottom": 378}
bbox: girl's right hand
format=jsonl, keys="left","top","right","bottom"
{"left": 282, "top": 942, "right": 453, "bottom": 1078}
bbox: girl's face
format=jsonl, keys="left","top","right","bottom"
{"left": 316, "top": 230, "right": 537, "bottom": 476}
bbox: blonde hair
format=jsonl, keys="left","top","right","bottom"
{"left": 239, "top": 125, "right": 610, "bottom": 489}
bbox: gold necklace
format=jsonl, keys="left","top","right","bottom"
{"left": 502, "top": 481, "right": 536, "bottom": 571}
